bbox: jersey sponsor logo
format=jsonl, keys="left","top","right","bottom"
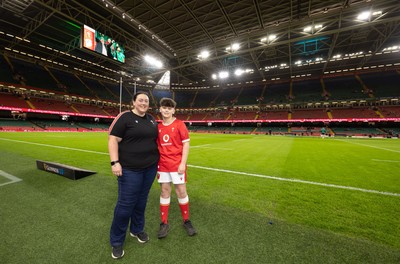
{"left": 161, "top": 134, "right": 172, "bottom": 146}
{"left": 163, "top": 134, "right": 170, "bottom": 143}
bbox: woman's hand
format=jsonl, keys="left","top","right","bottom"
{"left": 112, "top": 163, "right": 122, "bottom": 176}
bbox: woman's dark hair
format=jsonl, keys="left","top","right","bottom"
{"left": 133, "top": 91, "right": 149, "bottom": 101}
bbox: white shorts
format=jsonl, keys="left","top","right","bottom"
{"left": 157, "top": 172, "right": 186, "bottom": 184}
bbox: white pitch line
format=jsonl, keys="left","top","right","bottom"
{"left": 191, "top": 144, "right": 211, "bottom": 148}
{"left": 188, "top": 165, "right": 400, "bottom": 197}
{"left": 1, "top": 137, "right": 399, "bottom": 197}
{"left": 0, "top": 170, "right": 22, "bottom": 187}
{"left": 371, "top": 159, "right": 400, "bottom": 163}
{"left": 192, "top": 146, "right": 233, "bottom": 150}
{"left": 0, "top": 138, "right": 108, "bottom": 155}
{"left": 336, "top": 139, "right": 400, "bottom": 153}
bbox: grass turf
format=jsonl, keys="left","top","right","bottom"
{"left": 0, "top": 132, "right": 399, "bottom": 263}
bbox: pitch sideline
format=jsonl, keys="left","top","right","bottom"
{"left": 0, "top": 137, "right": 399, "bottom": 197}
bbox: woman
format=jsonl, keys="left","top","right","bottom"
{"left": 108, "top": 92, "right": 159, "bottom": 259}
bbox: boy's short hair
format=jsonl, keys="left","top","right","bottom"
{"left": 160, "top": 97, "right": 177, "bottom": 108}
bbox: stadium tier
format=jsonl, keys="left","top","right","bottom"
{"left": 380, "top": 106, "right": 400, "bottom": 118}
{"left": 1, "top": 57, "right": 400, "bottom": 136}
{"left": 291, "top": 109, "right": 329, "bottom": 119}
{"left": 0, "top": 93, "right": 31, "bottom": 108}
{"left": 329, "top": 108, "right": 379, "bottom": 119}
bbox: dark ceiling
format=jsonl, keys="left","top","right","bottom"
{"left": 1, "top": 0, "right": 400, "bottom": 89}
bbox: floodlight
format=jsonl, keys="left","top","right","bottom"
{"left": 234, "top": 69, "right": 244, "bottom": 76}
{"left": 144, "top": 55, "right": 163, "bottom": 68}
{"left": 372, "top": 11, "right": 382, "bottom": 16}
{"left": 357, "top": 11, "right": 371, "bottom": 20}
{"left": 218, "top": 71, "right": 229, "bottom": 79}
{"left": 231, "top": 43, "right": 240, "bottom": 51}
{"left": 198, "top": 50, "right": 210, "bottom": 59}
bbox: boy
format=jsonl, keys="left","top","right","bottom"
{"left": 156, "top": 97, "right": 197, "bottom": 238}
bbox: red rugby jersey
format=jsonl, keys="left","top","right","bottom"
{"left": 157, "top": 118, "right": 189, "bottom": 172}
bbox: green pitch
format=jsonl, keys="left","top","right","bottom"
{"left": 0, "top": 132, "right": 399, "bottom": 263}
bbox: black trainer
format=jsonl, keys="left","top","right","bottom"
{"left": 157, "top": 223, "right": 170, "bottom": 239}
{"left": 183, "top": 220, "right": 197, "bottom": 236}
{"left": 130, "top": 231, "right": 149, "bottom": 243}
{"left": 111, "top": 245, "right": 124, "bottom": 259}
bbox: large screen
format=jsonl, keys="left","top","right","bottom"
{"left": 81, "top": 25, "right": 125, "bottom": 63}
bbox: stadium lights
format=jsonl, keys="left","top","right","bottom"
{"left": 346, "top": 51, "right": 364, "bottom": 57}
{"left": 356, "top": 10, "right": 382, "bottom": 21}
{"left": 268, "top": 35, "right": 277, "bottom": 41}
{"left": 234, "top": 69, "right": 244, "bottom": 76}
{"left": 261, "top": 34, "right": 277, "bottom": 43}
{"left": 303, "top": 24, "right": 323, "bottom": 33}
{"left": 383, "top": 45, "right": 399, "bottom": 52}
{"left": 231, "top": 43, "right": 240, "bottom": 51}
{"left": 198, "top": 50, "right": 210, "bottom": 59}
{"left": 218, "top": 71, "right": 229, "bottom": 79}
{"left": 357, "top": 11, "right": 371, "bottom": 20}
{"left": 226, "top": 43, "right": 240, "bottom": 52}
{"left": 212, "top": 68, "right": 254, "bottom": 80}
{"left": 372, "top": 11, "right": 382, "bottom": 16}
{"left": 234, "top": 68, "right": 253, "bottom": 76}
{"left": 144, "top": 55, "right": 163, "bottom": 68}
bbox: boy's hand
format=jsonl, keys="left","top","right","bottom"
{"left": 178, "top": 163, "right": 186, "bottom": 174}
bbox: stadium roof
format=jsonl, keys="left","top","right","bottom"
{"left": 1, "top": 0, "right": 400, "bottom": 88}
